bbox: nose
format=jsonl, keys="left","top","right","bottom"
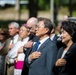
{"left": 36, "top": 27, "right": 38, "bottom": 31}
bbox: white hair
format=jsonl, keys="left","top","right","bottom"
{"left": 27, "top": 17, "right": 38, "bottom": 27}
{"left": 9, "top": 22, "right": 19, "bottom": 28}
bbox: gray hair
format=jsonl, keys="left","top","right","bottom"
{"left": 33, "top": 19, "right": 38, "bottom": 26}
{"left": 8, "top": 22, "right": 19, "bottom": 28}
{"left": 27, "top": 17, "right": 38, "bottom": 26}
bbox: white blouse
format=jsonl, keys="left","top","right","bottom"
{"left": 61, "top": 50, "right": 67, "bottom": 58}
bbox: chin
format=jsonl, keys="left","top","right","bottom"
{"left": 36, "top": 34, "right": 40, "bottom": 37}
{"left": 36, "top": 33, "right": 38, "bottom": 36}
{"left": 62, "top": 40, "right": 65, "bottom": 43}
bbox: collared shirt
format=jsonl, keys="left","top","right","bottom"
{"left": 61, "top": 50, "right": 67, "bottom": 58}
{"left": 33, "top": 36, "right": 49, "bottom": 50}
{"left": 7, "top": 37, "right": 29, "bottom": 64}
{"left": 50, "top": 34, "right": 55, "bottom": 41}
{"left": 10, "top": 34, "right": 19, "bottom": 44}
{"left": 38, "top": 36, "right": 49, "bottom": 50}
{"left": 28, "top": 36, "right": 49, "bottom": 63}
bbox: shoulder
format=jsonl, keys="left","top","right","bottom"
{"left": 5, "top": 37, "right": 11, "bottom": 43}
{"left": 71, "top": 43, "right": 76, "bottom": 47}
{"left": 70, "top": 43, "right": 76, "bottom": 51}
{"left": 46, "top": 38, "right": 58, "bottom": 51}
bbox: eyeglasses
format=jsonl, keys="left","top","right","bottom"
{"left": 35, "top": 25, "right": 44, "bottom": 29}
{"left": 25, "top": 26, "right": 32, "bottom": 29}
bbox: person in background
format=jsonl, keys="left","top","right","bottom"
{"left": 56, "top": 21, "right": 62, "bottom": 36}
{"left": 21, "top": 17, "right": 39, "bottom": 75}
{"left": 56, "top": 21, "right": 64, "bottom": 49}
{"left": 0, "top": 22, "right": 20, "bottom": 75}
{"left": 25, "top": 18, "right": 58, "bottom": 75}
{"left": 0, "top": 28, "right": 9, "bottom": 75}
{"left": 53, "top": 21, "right": 76, "bottom": 75}
{"left": 63, "top": 15, "right": 68, "bottom": 21}
{"left": 0, "top": 28, "right": 9, "bottom": 50}
{"left": 7, "top": 24, "right": 30, "bottom": 75}
{"left": 50, "top": 22, "right": 58, "bottom": 44}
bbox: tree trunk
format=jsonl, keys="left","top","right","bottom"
{"left": 28, "top": 0, "right": 38, "bottom": 18}
{"left": 69, "top": 0, "right": 73, "bottom": 17}
{"left": 54, "top": 2, "right": 58, "bottom": 23}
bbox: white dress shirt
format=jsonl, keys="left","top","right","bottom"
{"left": 10, "top": 34, "right": 19, "bottom": 44}
{"left": 7, "top": 37, "right": 29, "bottom": 63}
{"left": 50, "top": 34, "right": 55, "bottom": 41}
{"left": 61, "top": 50, "right": 67, "bottom": 58}
{"left": 38, "top": 36, "right": 49, "bottom": 50}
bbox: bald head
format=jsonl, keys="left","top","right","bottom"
{"left": 63, "top": 15, "right": 68, "bottom": 21}
{"left": 27, "top": 17, "right": 38, "bottom": 27}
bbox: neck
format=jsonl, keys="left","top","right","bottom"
{"left": 11, "top": 34, "right": 18, "bottom": 38}
{"left": 50, "top": 33, "right": 55, "bottom": 37}
{"left": 39, "top": 35, "right": 49, "bottom": 40}
{"left": 65, "top": 40, "right": 73, "bottom": 50}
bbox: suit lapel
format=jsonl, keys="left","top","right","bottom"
{"left": 57, "top": 48, "right": 64, "bottom": 59}
{"left": 63, "top": 43, "right": 74, "bottom": 59}
{"left": 31, "top": 38, "right": 50, "bottom": 52}
{"left": 7, "top": 38, "right": 11, "bottom": 45}
{"left": 38, "top": 38, "right": 50, "bottom": 52}
{"left": 17, "top": 36, "right": 21, "bottom": 41}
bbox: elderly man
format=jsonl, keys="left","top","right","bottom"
{"left": 21, "top": 17, "right": 39, "bottom": 75}
{"left": 0, "top": 22, "right": 20, "bottom": 75}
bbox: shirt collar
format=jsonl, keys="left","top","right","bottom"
{"left": 13, "top": 34, "right": 19, "bottom": 39}
{"left": 39, "top": 36, "right": 49, "bottom": 45}
{"left": 22, "top": 37, "right": 29, "bottom": 42}
{"left": 50, "top": 34, "right": 55, "bottom": 41}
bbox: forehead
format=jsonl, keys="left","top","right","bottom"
{"left": 20, "top": 26, "right": 26, "bottom": 29}
{"left": 61, "top": 28, "right": 66, "bottom": 33}
{"left": 37, "top": 21, "right": 44, "bottom": 26}
{"left": 8, "top": 25, "right": 15, "bottom": 28}
{"left": 27, "top": 21, "right": 33, "bottom": 27}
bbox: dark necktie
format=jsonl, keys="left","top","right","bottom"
{"left": 35, "top": 41, "right": 40, "bottom": 51}
{"left": 11, "top": 37, "right": 14, "bottom": 44}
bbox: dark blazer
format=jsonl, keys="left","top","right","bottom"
{"left": 51, "top": 34, "right": 58, "bottom": 44}
{"left": 26, "top": 38, "right": 58, "bottom": 75}
{"left": 21, "top": 35, "right": 39, "bottom": 75}
{"left": 51, "top": 34, "right": 64, "bottom": 50}
{"left": 53, "top": 43, "right": 76, "bottom": 75}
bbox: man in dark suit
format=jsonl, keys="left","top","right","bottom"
{"left": 25, "top": 18, "right": 58, "bottom": 75}
{"left": 21, "top": 17, "right": 39, "bottom": 75}
{"left": 50, "top": 23, "right": 64, "bottom": 50}
{"left": 50, "top": 23, "right": 58, "bottom": 44}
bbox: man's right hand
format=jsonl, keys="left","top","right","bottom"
{"left": 24, "top": 40, "right": 33, "bottom": 48}
{"left": 8, "top": 44, "right": 14, "bottom": 50}
{"left": 29, "top": 51, "right": 41, "bottom": 61}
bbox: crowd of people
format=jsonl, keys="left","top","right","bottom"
{"left": 0, "top": 16, "right": 76, "bottom": 75}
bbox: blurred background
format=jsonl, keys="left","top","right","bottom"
{"left": 0, "top": 0, "right": 76, "bottom": 28}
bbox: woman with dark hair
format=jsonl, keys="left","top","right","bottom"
{"left": 53, "top": 21, "right": 76, "bottom": 75}
{"left": 0, "top": 28, "right": 9, "bottom": 75}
